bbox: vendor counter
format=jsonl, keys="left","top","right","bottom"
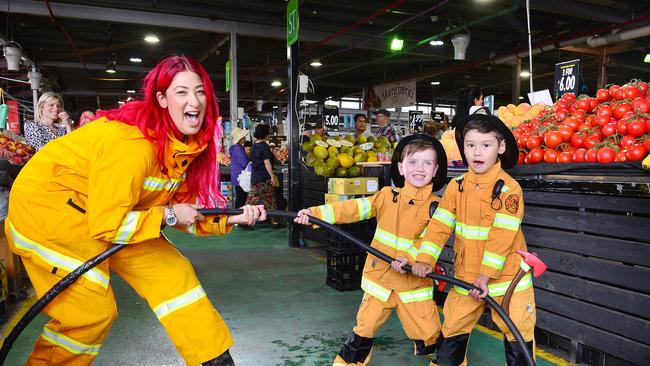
{"left": 298, "top": 161, "right": 650, "bottom": 366}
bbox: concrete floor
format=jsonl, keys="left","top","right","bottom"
{"left": 3, "top": 226, "right": 557, "bottom": 366}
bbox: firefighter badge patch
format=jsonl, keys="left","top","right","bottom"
{"left": 505, "top": 194, "right": 519, "bottom": 214}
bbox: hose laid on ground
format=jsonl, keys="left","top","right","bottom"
{"left": 0, "top": 209, "right": 535, "bottom": 366}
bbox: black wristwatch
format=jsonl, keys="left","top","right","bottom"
{"left": 165, "top": 205, "right": 178, "bottom": 226}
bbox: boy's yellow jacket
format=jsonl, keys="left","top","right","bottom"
{"left": 418, "top": 161, "right": 529, "bottom": 293}
{"left": 310, "top": 183, "right": 439, "bottom": 302}
{"left": 6, "top": 118, "right": 231, "bottom": 295}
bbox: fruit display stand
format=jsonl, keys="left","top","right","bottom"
{"left": 439, "top": 163, "right": 650, "bottom": 366}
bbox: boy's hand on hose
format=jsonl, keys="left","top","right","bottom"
{"left": 227, "top": 205, "right": 267, "bottom": 226}
{"left": 411, "top": 261, "right": 432, "bottom": 278}
{"left": 470, "top": 275, "right": 489, "bottom": 300}
{"left": 293, "top": 209, "right": 312, "bottom": 225}
{"left": 391, "top": 256, "right": 409, "bottom": 273}
{"left": 173, "top": 203, "right": 205, "bottom": 227}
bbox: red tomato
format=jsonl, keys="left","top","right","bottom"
{"left": 526, "top": 135, "right": 542, "bottom": 150}
{"left": 558, "top": 126, "right": 573, "bottom": 142}
{"left": 646, "top": 118, "right": 650, "bottom": 133}
{"left": 544, "top": 149, "right": 558, "bottom": 163}
{"left": 572, "top": 148, "right": 586, "bottom": 163}
{"left": 620, "top": 135, "right": 636, "bottom": 148}
{"left": 615, "top": 87, "right": 625, "bottom": 100}
{"left": 572, "top": 109, "right": 586, "bottom": 120}
{"left": 585, "top": 149, "right": 598, "bottom": 163}
{"left": 555, "top": 100, "right": 569, "bottom": 111}
{"left": 637, "top": 82, "right": 648, "bottom": 95}
{"left": 594, "top": 115, "right": 610, "bottom": 127}
{"left": 627, "top": 120, "right": 646, "bottom": 137}
{"left": 544, "top": 131, "right": 563, "bottom": 148}
{"left": 609, "top": 85, "right": 620, "bottom": 99}
{"left": 584, "top": 134, "right": 602, "bottom": 150}
{"left": 575, "top": 99, "right": 591, "bottom": 112}
{"left": 623, "top": 86, "right": 641, "bottom": 99}
{"left": 616, "top": 120, "right": 628, "bottom": 135}
{"left": 596, "top": 89, "right": 610, "bottom": 102}
{"left": 570, "top": 132, "right": 585, "bottom": 148}
{"left": 527, "top": 148, "right": 544, "bottom": 164}
{"left": 643, "top": 136, "right": 650, "bottom": 153}
{"left": 517, "top": 134, "right": 529, "bottom": 149}
{"left": 614, "top": 151, "right": 627, "bottom": 162}
{"left": 518, "top": 151, "right": 526, "bottom": 165}
{"left": 625, "top": 144, "right": 646, "bottom": 161}
{"left": 596, "top": 105, "right": 612, "bottom": 119}
{"left": 633, "top": 99, "right": 649, "bottom": 113}
{"left": 555, "top": 110, "right": 568, "bottom": 120}
{"left": 614, "top": 103, "right": 633, "bottom": 119}
{"left": 563, "top": 118, "right": 580, "bottom": 132}
{"left": 597, "top": 147, "right": 616, "bottom": 164}
{"left": 562, "top": 93, "right": 576, "bottom": 103}
{"left": 557, "top": 151, "right": 573, "bottom": 163}
{"left": 601, "top": 123, "right": 617, "bottom": 137}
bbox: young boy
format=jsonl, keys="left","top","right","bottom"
{"left": 418, "top": 114, "right": 535, "bottom": 366}
{"left": 295, "top": 134, "right": 448, "bottom": 366}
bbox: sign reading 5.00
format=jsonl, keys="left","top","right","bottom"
{"left": 323, "top": 106, "right": 340, "bottom": 135}
{"left": 554, "top": 59, "right": 580, "bottom": 101}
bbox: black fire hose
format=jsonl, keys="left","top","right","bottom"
{"left": 0, "top": 209, "right": 535, "bottom": 366}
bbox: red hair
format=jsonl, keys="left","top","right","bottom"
{"left": 98, "top": 55, "right": 225, "bottom": 207}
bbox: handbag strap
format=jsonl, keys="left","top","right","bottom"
{"left": 0, "top": 88, "right": 4, "bottom": 105}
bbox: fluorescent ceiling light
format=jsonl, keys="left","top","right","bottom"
{"left": 520, "top": 70, "right": 531, "bottom": 77}
{"left": 644, "top": 54, "right": 650, "bottom": 63}
{"left": 429, "top": 40, "right": 444, "bottom": 46}
{"left": 127, "top": 90, "right": 136, "bottom": 94}
{"left": 129, "top": 57, "right": 142, "bottom": 63}
{"left": 430, "top": 81, "right": 441, "bottom": 85}
{"left": 271, "top": 80, "right": 282, "bottom": 87}
{"left": 309, "top": 60, "right": 322, "bottom": 67}
{"left": 144, "top": 34, "right": 160, "bottom": 43}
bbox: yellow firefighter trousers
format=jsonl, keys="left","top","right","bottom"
{"left": 332, "top": 291, "right": 441, "bottom": 366}
{"left": 21, "top": 237, "right": 232, "bottom": 366}
{"left": 441, "top": 286, "right": 536, "bottom": 365}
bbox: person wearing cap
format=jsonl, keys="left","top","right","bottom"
{"left": 294, "top": 134, "right": 448, "bottom": 366}
{"left": 418, "top": 114, "right": 535, "bottom": 365}
{"left": 373, "top": 108, "right": 400, "bottom": 144}
{"left": 229, "top": 127, "right": 252, "bottom": 229}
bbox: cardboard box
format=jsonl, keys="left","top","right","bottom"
{"left": 324, "top": 194, "right": 354, "bottom": 204}
{"left": 328, "top": 177, "right": 379, "bottom": 195}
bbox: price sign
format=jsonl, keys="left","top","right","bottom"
{"left": 554, "top": 59, "right": 580, "bottom": 101}
{"left": 323, "top": 106, "right": 340, "bottom": 135}
{"left": 431, "top": 111, "right": 445, "bottom": 124}
{"left": 408, "top": 111, "right": 423, "bottom": 134}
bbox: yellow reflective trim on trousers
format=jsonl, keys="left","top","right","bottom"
{"left": 419, "top": 241, "right": 442, "bottom": 261}
{"left": 493, "top": 213, "right": 521, "bottom": 232}
{"left": 8, "top": 221, "right": 109, "bottom": 290}
{"left": 455, "top": 222, "right": 490, "bottom": 240}
{"left": 482, "top": 251, "right": 506, "bottom": 271}
{"left": 453, "top": 273, "right": 533, "bottom": 297}
{"left": 432, "top": 207, "right": 456, "bottom": 228}
{"left": 355, "top": 197, "right": 372, "bottom": 220}
{"left": 361, "top": 277, "right": 391, "bottom": 302}
{"left": 143, "top": 176, "right": 185, "bottom": 191}
{"left": 398, "top": 287, "right": 433, "bottom": 304}
{"left": 318, "top": 204, "right": 335, "bottom": 224}
{"left": 373, "top": 227, "right": 413, "bottom": 251}
{"left": 154, "top": 285, "right": 207, "bottom": 320}
{"left": 42, "top": 327, "right": 101, "bottom": 356}
{"left": 113, "top": 211, "right": 141, "bottom": 244}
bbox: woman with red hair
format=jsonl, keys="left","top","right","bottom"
{"left": 5, "top": 55, "right": 263, "bottom": 366}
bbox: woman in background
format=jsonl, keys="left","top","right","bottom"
{"left": 24, "top": 92, "right": 73, "bottom": 151}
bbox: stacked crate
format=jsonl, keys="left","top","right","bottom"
{"left": 325, "top": 219, "right": 376, "bottom": 291}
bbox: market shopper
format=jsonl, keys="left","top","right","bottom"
{"left": 418, "top": 113, "right": 535, "bottom": 366}
{"left": 353, "top": 113, "right": 371, "bottom": 139}
{"left": 450, "top": 87, "right": 486, "bottom": 129}
{"left": 373, "top": 108, "right": 400, "bottom": 143}
{"left": 5, "top": 55, "right": 266, "bottom": 366}
{"left": 247, "top": 123, "right": 282, "bottom": 228}
{"left": 76, "top": 110, "right": 96, "bottom": 128}
{"left": 295, "top": 134, "right": 448, "bottom": 366}
{"left": 24, "top": 92, "right": 73, "bottom": 151}
{"left": 229, "top": 127, "right": 253, "bottom": 230}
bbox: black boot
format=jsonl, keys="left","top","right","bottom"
{"left": 436, "top": 334, "right": 470, "bottom": 366}
{"left": 337, "top": 332, "right": 373, "bottom": 364}
{"left": 202, "top": 349, "right": 235, "bottom": 366}
{"left": 504, "top": 338, "right": 534, "bottom": 366}
{"left": 413, "top": 339, "right": 439, "bottom": 357}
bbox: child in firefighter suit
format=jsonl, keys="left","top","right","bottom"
{"left": 418, "top": 113, "right": 536, "bottom": 366}
{"left": 5, "top": 55, "right": 265, "bottom": 366}
{"left": 295, "top": 134, "right": 448, "bottom": 366}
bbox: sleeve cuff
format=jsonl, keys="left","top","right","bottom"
{"left": 416, "top": 253, "right": 437, "bottom": 267}
{"left": 480, "top": 266, "right": 502, "bottom": 279}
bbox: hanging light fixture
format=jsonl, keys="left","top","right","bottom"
{"left": 3, "top": 41, "right": 22, "bottom": 72}
{"left": 451, "top": 33, "right": 471, "bottom": 60}
{"left": 105, "top": 52, "right": 117, "bottom": 74}
{"left": 255, "top": 98, "right": 264, "bottom": 112}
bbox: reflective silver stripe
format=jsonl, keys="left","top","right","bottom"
{"left": 482, "top": 251, "right": 506, "bottom": 270}
{"left": 432, "top": 208, "right": 456, "bottom": 228}
{"left": 373, "top": 227, "right": 413, "bottom": 251}
{"left": 355, "top": 198, "right": 372, "bottom": 220}
{"left": 361, "top": 277, "right": 391, "bottom": 302}
{"left": 455, "top": 222, "right": 490, "bottom": 240}
{"left": 143, "top": 176, "right": 185, "bottom": 191}
{"left": 9, "top": 221, "right": 109, "bottom": 289}
{"left": 41, "top": 327, "right": 101, "bottom": 355}
{"left": 113, "top": 211, "right": 141, "bottom": 244}
{"left": 407, "top": 246, "right": 419, "bottom": 261}
{"left": 318, "top": 204, "right": 335, "bottom": 224}
{"left": 419, "top": 241, "right": 442, "bottom": 261}
{"left": 398, "top": 287, "right": 433, "bottom": 304}
{"left": 154, "top": 285, "right": 207, "bottom": 320}
{"left": 493, "top": 213, "right": 521, "bottom": 232}
{"left": 453, "top": 273, "right": 533, "bottom": 297}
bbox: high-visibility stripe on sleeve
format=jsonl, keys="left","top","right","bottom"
{"left": 455, "top": 222, "right": 490, "bottom": 240}
{"left": 361, "top": 277, "right": 391, "bottom": 302}
{"left": 493, "top": 213, "right": 521, "bottom": 232}
{"left": 143, "top": 176, "right": 185, "bottom": 192}
{"left": 41, "top": 327, "right": 101, "bottom": 356}
{"left": 113, "top": 211, "right": 141, "bottom": 244}
{"left": 419, "top": 241, "right": 442, "bottom": 261}
{"left": 453, "top": 273, "right": 533, "bottom": 297}
{"left": 407, "top": 246, "right": 419, "bottom": 261}
{"left": 398, "top": 287, "right": 433, "bottom": 304}
{"left": 153, "top": 285, "right": 207, "bottom": 320}
{"left": 187, "top": 223, "right": 198, "bottom": 236}
{"left": 355, "top": 198, "right": 372, "bottom": 220}
{"left": 318, "top": 204, "right": 336, "bottom": 224}
{"left": 432, "top": 208, "right": 456, "bottom": 228}
{"left": 482, "top": 251, "right": 506, "bottom": 271}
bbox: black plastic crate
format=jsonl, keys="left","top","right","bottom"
{"left": 326, "top": 249, "right": 367, "bottom": 273}
{"left": 326, "top": 276, "right": 361, "bottom": 292}
{"left": 326, "top": 220, "right": 376, "bottom": 252}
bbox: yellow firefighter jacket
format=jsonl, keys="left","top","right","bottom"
{"left": 417, "top": 161, "right": 531, "bottom": 297}
{"left": 6, "top": 118, "right": 231, "bottom": 295}
{"left": 311, "top": 183, "right": 439, "bottom": 303}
